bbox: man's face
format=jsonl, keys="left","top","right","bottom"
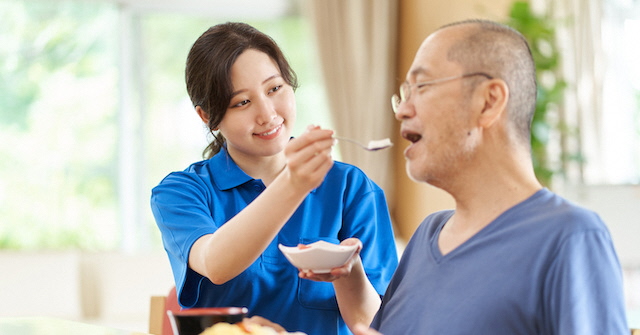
{"left": 395, "top": 27, "right": 480, "bottom": 188}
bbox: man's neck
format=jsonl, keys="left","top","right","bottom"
{"left": 438, "top": 154, "right": 542, "bottom": 255}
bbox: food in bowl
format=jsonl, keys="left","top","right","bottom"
{"left": 278, "top": 241, "right": 358, "bottom": 273}
{"left": 169, "top": 307, "right": 248, "bottom": 335}
{"left": 199, "top": 322, "right": 306, "bottom": 335}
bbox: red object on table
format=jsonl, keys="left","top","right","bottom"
{"left": 163, "top": 287, "right": 180, "bottom": 335}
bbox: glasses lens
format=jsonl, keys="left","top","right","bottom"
{"left": 391, "top": 94, "right": 400, "bottom": 113}
{"left": 399, "top": 82, "right": 410, "bottom": 103}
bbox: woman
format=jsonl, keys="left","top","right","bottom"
{"left": 150, "top": 22, "right": 397, "bottom": 335}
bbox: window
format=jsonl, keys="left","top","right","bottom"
{"left": 598, "top": 0, "right": 640, "bottom": 184}
{"left": 0, "top": 0, "right": 331, "bottom": 251}
{"left": 0, "top": 1, "right": 120, "bottom": 250}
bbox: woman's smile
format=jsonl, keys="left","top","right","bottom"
{"left": 254, "top": 123, "right": 283, "bottom": 140}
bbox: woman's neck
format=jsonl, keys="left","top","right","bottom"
{"left": 227, "top": 148, "right": 287, "bottom": 186}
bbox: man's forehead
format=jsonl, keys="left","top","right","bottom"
{"left": 407, "top": 32, "right": 459, "bottom": 80}
{"left": 407, "top": 66, "right": 432, "bottom": 80}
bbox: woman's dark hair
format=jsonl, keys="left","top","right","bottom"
{"left": 185, "top": 22, "right": 299, "bottom": 158}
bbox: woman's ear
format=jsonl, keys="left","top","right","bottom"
{"left": 477, "top": 79, "right": 508, "bottom": 129}
{"left": 195, "top": 106, "right": 210, "bottom": 125}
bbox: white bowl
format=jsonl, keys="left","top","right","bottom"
{"left": 278, "top": 241, "right": 358, "bottom": 273}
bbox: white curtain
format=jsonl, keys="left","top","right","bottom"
{"left": 302, "top": 0, "right": 398, "bottom": 196}
{"left": 536, "top": 0, "right": 605, "bottom": 184}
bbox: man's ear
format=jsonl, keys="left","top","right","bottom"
{"left": 477, "top": 79, "right": 508, "bottom": 129}
{"left": 195, "top": 105, "right": 210, "bottom": 125}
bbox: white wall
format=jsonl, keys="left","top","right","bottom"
{"left": 558, "top": 184, "right": 640, "bottom": 267}
{"left": 0, "top": 252, "right": 82, "bottom": 319}
{"left": 0, "top": 252, "right": 174, "bottom": 333}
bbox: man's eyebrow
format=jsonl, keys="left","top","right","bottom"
{"left": 408, "top": 67, "right": 430, "bottom": 81}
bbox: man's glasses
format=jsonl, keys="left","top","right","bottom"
{"left": 391, "top": 72, "right": 493, "bottom": 113}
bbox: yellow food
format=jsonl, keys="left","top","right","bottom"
{"left": 199, "top": 322, "right": 280, "bottom": 335}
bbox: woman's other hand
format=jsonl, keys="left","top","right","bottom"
{"left": 298, "top": 238, "right": 363, "bottom": 282}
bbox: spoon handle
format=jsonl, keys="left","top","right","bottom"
{"left": 333, "top": 136, "right": 393, "bottom": 151}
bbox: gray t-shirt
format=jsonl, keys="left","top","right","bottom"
{"left": 371, "top": 188, "right": 628, "bottom": 334}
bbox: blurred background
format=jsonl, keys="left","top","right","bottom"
{"left": 0, "top": 0, "right": 638, "bottom": 332}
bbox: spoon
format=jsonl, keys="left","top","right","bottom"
{"left": 334, "top": 136, "right": 393, "bottom": 151}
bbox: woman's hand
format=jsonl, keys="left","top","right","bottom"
{"left": 298, "top": 238, "right": 363, "bottom": 282}
{"left": 281, "top": 125, "right": 335, "bottom": 192}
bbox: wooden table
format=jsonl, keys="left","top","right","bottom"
{"left": 0, "top": 317, "right": 150, "bottom": 335}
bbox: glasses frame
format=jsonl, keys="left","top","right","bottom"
{"left": 391, "top": 72, "right": 493, "bottom": 113}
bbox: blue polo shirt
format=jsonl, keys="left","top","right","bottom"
{"left": 151, "top": 146, "right": 398, "bottom": 335}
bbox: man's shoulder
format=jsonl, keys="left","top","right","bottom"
{"left": 535, "top": 189, "right": 605, "bottom": 230}
{"left": 412, "top": 210, "right": 455, "bottom": 238}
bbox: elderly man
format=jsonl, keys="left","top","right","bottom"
{"left": 329, "top": 19, "right": 628, "bottom": 334}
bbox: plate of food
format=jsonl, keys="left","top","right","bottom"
{"left": 168, "top": 307, "right": 248, "bottom": 335}
{"left": 200, "top": 322, "right": 306, "bottom": 335}
{"left": 278, "top": 241, "right": 358, "bottom": 273}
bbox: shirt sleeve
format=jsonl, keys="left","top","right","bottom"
{"left": 543, "top": 227, "right": 629, "bottom": 335}
{"left": 150, "top": 171, "right": 216, "bottom": 307}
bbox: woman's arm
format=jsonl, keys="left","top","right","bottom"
{"left": 189, "top": 127, "right": 335, "bottom": 284}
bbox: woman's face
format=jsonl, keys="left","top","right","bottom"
{"left": 217, "top": 49, "right": 296, "bottom": 160}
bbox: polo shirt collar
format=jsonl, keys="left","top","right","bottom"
{"left": 207, "top": 144, "right": 320, "bottom": 193}
{"left": 208, "top": 146, "right": 254, "bottom": 191}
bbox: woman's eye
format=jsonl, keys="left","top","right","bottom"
{"left": 231, "top": 100, "right": 250, "bottom": 108}
{"left": 268, "top": 85, "right": 283, "bottom": 94}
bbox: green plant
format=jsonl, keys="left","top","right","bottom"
{"left": 506, "top": 1, "right": 568, "bottom": 187}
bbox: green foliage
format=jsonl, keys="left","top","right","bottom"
{"left": 0, "top": 1, "right": 121, "bottom": 251}
{"left": 0, "top": 1, "right": 114, "bottom": 129}
{"left": 1, "top": 1, "right": 328, "bottom": 251}
{"left": 506, "top": 1, "right": 569, "bottom": 187}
